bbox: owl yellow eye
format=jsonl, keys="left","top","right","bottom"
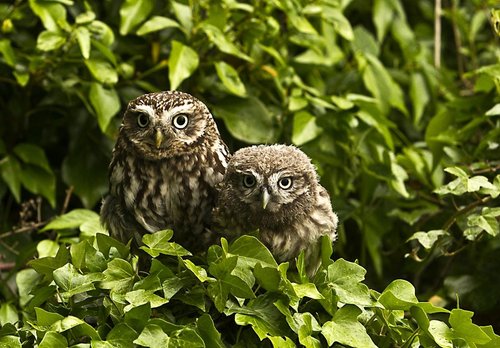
{"left": 242, "top": 175, "right": 256, "bottom": 188}
{"left": 173, "top": 114, "right": 189, "bottom": 129}
{"left": 278, "top": 177, "right": 293, "bottom": 190}
{"left": 137, "top": 113, "right": 149, "bottom": 128}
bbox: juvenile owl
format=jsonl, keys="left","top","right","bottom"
{"left": 213, "top": 144, "right": 338, "bottom": 275}
{"left": 101, "top": 91, "right": 229, "bottom": 251}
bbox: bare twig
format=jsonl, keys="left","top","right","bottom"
{"left": 434, "top": 0, "right": 442, "bottom": 68}
{"left": 450, "top": 0, "right": 465, "bottom": 80}
{"left": 443, "top": 196, "right": 491, "bottom": 231}
{"left": 0, "top": 262, "right": 16, "bottom": 271}
{"left": 61, "top": 186, "right": 74, "bottom": 215}
{"left": 0, "top": 222, "right": 47, "bottom": 240}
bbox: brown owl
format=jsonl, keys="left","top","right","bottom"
{"left": 213, "top": 144, "right": 338, "bottom": 275}
{"left": 101, "top": 91, "right": 230, "bottom": 251}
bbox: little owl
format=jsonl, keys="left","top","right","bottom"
{"left": 101, "top": 91, "right": 229, "bottom": 251}
{"left": 213, "top": 144, "right": 338, "bottom": 275}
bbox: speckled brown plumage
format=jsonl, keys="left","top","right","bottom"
{"left": 101, "top": 91, "right": 229, "bottom": 251}
{"left": 213, "top": 144, "right": 338, "bottom": 275}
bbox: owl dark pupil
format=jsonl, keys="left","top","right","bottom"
{"left": 243, "top": 175, "right": 255, "bottom": 188}
{"left": 173, "top": 114, "right": 188, "bottom": 129}
{"left": 137, "top": 113, "right": 149, "bottom": 127}
{"left": 279, "top": 177, "right": 292, "bottom": 189}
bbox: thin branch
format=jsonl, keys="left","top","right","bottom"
{"left": 0, "top": 262, "right": 16, "bottom": 271}
{"left": 450, "top": 0, "right": 465, "bottom": 81}
{"left": 61, "top": 186, "right": 74, "bottom": 215}
{"left": 0, "top": 222, "right": 47, "bottom": 240}
{"left": 434, "top": 0, "right": 442, "bottom": 68}
{"left": 443, "top": 196, "right": 491, "bottom": 231}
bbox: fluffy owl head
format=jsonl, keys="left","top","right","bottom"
{"left": 221, "top": 145, "right": 319, "bottom": 218}
{"left": 120, "top": 91, "right": 217, "bottom": 160}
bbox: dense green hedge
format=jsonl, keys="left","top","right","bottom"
{"left": 0, "top": 0, "right": 499, "bottom": 346}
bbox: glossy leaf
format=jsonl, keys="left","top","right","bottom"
{"left": 212, "top": 97, "right": 275, "bottom": 143}
{"left": 168, "top": 41, "right": 199, "bottom": 90}
{"left": 85, "top": 59, "right": 119, "bottom": 85}
{"left": 137, "top": 16, "right": 180, "bottom": 35}
{"left": 214, "top": 61, "right": 247, "bottom": 97}
{"left": 119, "top": 0, "right": 154, "bottom": 35}
{"left": 89, "top": 83, "right": 121, "bottom": 132}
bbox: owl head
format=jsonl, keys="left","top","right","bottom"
{"left": 120, "top": 91, "right": 218, "bottom": 160}
{"left": 221, "top": 145, "right": 319, "bottom": 220}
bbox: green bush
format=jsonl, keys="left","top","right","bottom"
{"left": 1, "top": 0, "right": 499, "bottom": 346}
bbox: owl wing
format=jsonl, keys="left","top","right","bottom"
{"left": 316, "top": 185, "right": 339, "bottom": 242}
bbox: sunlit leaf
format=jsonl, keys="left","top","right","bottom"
{"left": 75, "top": 26, "right": 91, "bottom": 59}
{"left": 168, "top": 41, "right": 199, "bottom": 90}
{"left": 85, "top": 59, "right": 119, "bottom": 85}
{"left": 214, "top": 61, "right": 247, "bottom": 97}
{"left": 119, "top": 0, "right": 154, "bottom": 35}
{"left": 137, "top": 16, "right": 180, "bottom": 35}
{"left": 89, "top": 82, "right": 121, "bottom": 132}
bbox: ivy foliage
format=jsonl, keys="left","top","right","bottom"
{"left": 1, "top": 216, "right": 499, "bottom": 347}
{"left": 1, "top": 0, "right": 500, "bottom": 345}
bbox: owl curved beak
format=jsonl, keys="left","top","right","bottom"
{"left": 262, "top": 188, "right": 271, "bottom": 210}
{"left": 155, "top": 129, "right": 164, "bottom": 149}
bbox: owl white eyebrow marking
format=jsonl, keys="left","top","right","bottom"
{"left": 132, "top": 104, "right": 155, "bottom": 118}
{"left": 161, "top": 104, "right": 195, "bottom": 121}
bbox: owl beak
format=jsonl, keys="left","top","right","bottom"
{"left": 155, "top": 129, "right": 163, "bottom": 149}
{"left": 262, "top": 188, "right": 271, "bottom": 210}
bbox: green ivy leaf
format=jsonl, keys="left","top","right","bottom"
{"left": 35, "top": 307, "right": 64, "bottom": 326}
{"left": 0, "top": 303, "right": 18, "bottom": 327}
{"left": 89, "top": 82, "right": 121, "bottom": 132}
{"left": 119, "top": 0, "right": 154, "bottom": 35}
{"left": 137, "top": 16, "right": 180, "bottom": 35}
{"left": 449, "top": 309, "right": 491, "bottom": 344}
{"left": 16, "top": 269, "right": 41, "bottom": 307}
{"left": 214, "top": 61, "right": 247, "bottom": 97}
{"left": 407, "top": 230, "right": 449, "bottom": 250}
{"left": 254, "top": 263, "right": 280, "bottom": 291}
{"left": 38, "top": 332, "right": 67, "bottom": 348}
{"left": 196, "top": 314, "right": 225, "bottom": 348}
{"left": 168, "top": 41, "right": 199, "bottom": 90}
{"left": 427, "top": 320, "right": 454, "bottom": 347}
{"left": 53, "top": 263, "right": 101, "bottom": 300}
{"left": 101, "top": 259, "right": 136, "bottom": 293}
{"left": 321, "top": 305, "right": 377, "bottom": 347}
{"left": 182, "top": 259, "right": 214, "bottom": 283}
{"left": 230, "top": 294, "right": 291, "bottom": 339}
{"left": 323, "top": 259, "right": 373, "bottom": 306}
{"left": 0, "top": 336, "right": 21, "bottom": 347}
{"left": 141, "top": 230, "right": 191, "bottom": 257}
{"left": 378, "top": 279, "right": 418, "bottom": 310}
{"left": 42, "top": 209, "right": 100, "bottom": 231}
{"left": 134, "top": 324, "right": 170, "bottom": 348}
{"left": 125, "top": 289, "right": 169, "bottom": 312}
{"left": 228, "top": 235, "right": 278, "bottom": 268}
